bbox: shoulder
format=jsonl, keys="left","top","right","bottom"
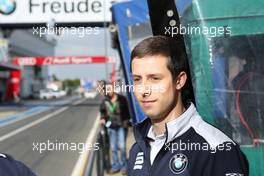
{"left": 204, "top": 141, "right": 249, "bottom": 175}
{"left": 0, "top": 153, "right": 15, "bottom": 165}
{"left": 117, "top": 94, "right": 127, "bottom": 101}
{"left": 129, "top": 142, "right": 141, "bottom": 155}
{"left": 189, "top": 116, "right": 248, "bottom": 175}
{"left": 0, "top": 153, "right": 36, "bottom": 176}
{"left": 117, "top": 94, "right": 129, "bottom": 106}
{"left": 190, "top": 114, "right": 235, "bottom": 149}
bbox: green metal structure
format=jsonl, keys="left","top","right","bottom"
{"left": 179, "top": 0, "right": 264, "bottom": 175}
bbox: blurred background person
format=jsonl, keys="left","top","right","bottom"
{"left": 100, "top": 82, "right": 130, "bottom": 175}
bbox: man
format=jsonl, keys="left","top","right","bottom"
{"left": 229, "top": 55, "right": 264, "bottom": 145}
{"left": 128, "top": 36, "right": 248, "bottom": 176}
{"left": 100, "top": 82, "right": 130, "bottom": 175}
{"left": 0, "top": 153, "right": 36, "bottom": 176}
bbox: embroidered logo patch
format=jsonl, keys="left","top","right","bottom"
{"left": 169, "top": 153, "right": 188, "bottom": 174}
{"left": 0, "top": 0, "right": 16, "bottom": 15}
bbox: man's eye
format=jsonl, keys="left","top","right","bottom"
{"left": 133, "top": 78, "right": 140, "bottom": 82}
{"left": 152, "top": 77, "right": 161, "bottom": 80}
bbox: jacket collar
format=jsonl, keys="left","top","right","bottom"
{"left": 134, "top": 103, "right": 197, "bottom": 147}
{"left": 165, "top": 103, "right": 197, "bottom": 143}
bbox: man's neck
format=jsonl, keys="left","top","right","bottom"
{"left": 110, "top": 93, "right": 117, "bottom": 102}
{"left": 151, "top": 100, "right": 186, "bottom": 136}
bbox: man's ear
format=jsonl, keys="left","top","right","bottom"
{"left": 175, "top": 71, "right": 187, "bottom": 90}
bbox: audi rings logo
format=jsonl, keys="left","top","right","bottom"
{"left": 0, "top": 0, "right": 16, "bottom": 15}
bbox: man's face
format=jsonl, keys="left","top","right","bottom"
{"left": 105, "top": 84, "right": 115, "bottom": 97}
{"left": 132, "top": 55, "right": 178, "bottom": 120}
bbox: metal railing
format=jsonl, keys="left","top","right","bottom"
{"left": 85, "top": 126, "right": 111, "bottom": 176}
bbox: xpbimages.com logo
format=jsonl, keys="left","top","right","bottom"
{"left": 0, "top": 0, "right": 16, "bottom": 15}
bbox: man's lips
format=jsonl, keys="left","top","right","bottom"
{"left": 141, "top": 100, "right": 157, "bottom": 107}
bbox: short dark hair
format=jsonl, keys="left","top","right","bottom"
{"left": 130, "top": 35, "right": 188, "bottom": 80}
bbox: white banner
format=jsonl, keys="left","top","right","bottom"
{"left": 0, "top": 0, "right": 112, "bottom": 24}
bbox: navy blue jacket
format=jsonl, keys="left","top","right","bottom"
{"left": 128, "top": 104, "right": 248, "bottom": 176}
{"left": 0, "top": 153, "right": 36, "bottom": 176}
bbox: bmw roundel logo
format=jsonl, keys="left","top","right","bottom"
{"left": 0, "top": 0, "right": 16, "bottom": 15}
{"left": 169, "top": 153, "right": 188, "bottom": 174}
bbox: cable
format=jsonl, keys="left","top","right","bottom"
{"left": 235, "top": 72, "right": 264, "bottom": 146}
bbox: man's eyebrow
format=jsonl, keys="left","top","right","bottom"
{"left": 148, "top": 73, "right": 163, "bottom": 76}
{"left": 132, "top": 73, "right": 163, "bottom": 77}
{"left": 132, "top": 74, "right": 141, "bottom": 77}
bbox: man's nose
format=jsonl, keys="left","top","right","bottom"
{"left": 141, "top": 80, "right": 151, "bottom": 97}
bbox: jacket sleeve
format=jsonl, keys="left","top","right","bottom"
{"left": 204, "top": 142, "right": 249, "bottom": 176}
{"left": 128, "top": 143, "right": 137, "bottom": 176}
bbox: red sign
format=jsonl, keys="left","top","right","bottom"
{"left": 5, "top": 56, "right": 115, "bottom": 101}
{"left": 12, "top": 56, "right": 113, "bottom": 66}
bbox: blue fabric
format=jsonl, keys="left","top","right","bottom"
{"left": 108, "top": 127, "right": 127, "bottom": 170}
{"left": 112, "top": 0, "right": 149, "bottom": 123}
{"left": 212, "top": 55, "right": 227, "bottom": 118}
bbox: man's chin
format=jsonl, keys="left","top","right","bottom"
{"left": 143, "top": 109, "right": 166, "bottom": 122}
{"left": 144, "top": 112, "right": 159, "bottom": 120}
